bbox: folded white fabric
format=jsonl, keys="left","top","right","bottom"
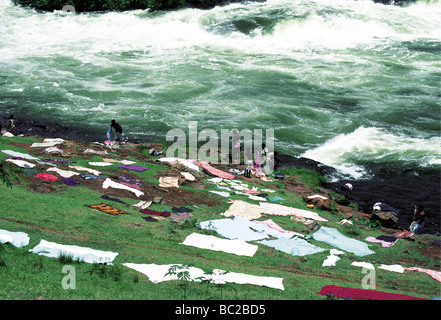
{"left": 122, "top": 263, "right": 284, "bottom": 290}
{"left": 0, "top": 229, "right": 30, "bottom": 248}
{"left": 102, "top": 178, "right": 144, "bottom": 197}
{"left": 31, "top": 139, "right": 64, "bottom": 147}
{"left": 29, "top": 239, "right": 118, "bottom": 264}
{"left": 47, "top": 167, "right": 80, "bottom": 178}
{"left": 181, "top": 233, "right": 258, "bottom": 257}
{"left": 5, "top": 159, "right": 36, "bottom": 168}
{"left": 351, "top": 261, "right": 375, "bottom": 270}
{"left": 89, "top": 162, "right": 113, "bottom": 167}
{"left": 69, "top": 165, "right": 101, "bottom": 176}
{"left": 209, "top": 191, "right": 230, "bottom": 198}
{"left": 378, "top": 264, "right": 405, "bottom": 273}
{"left": 322, "top": 249, "right": 345, "bottom": 267}
{"left": 158, "top": 157, "right": 200, "bottom": 172}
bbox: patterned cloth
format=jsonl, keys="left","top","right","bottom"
{"left": 405, "top": 267, "right": 441, "bottom": 283}
{"left": 317, "top": 285, "right": 429, "bottom": 300}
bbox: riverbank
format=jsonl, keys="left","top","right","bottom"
{"left": 3, "top": 115, "right": 440, "bottom": 235}
{"left": 1, "top": 119, "right": 440, "bottom": 301}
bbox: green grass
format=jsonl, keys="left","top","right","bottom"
{"left": 0, "top": 137, "right": 439, "bottom": 300}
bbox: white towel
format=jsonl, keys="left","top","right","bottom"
{"left": 47, "top": 167, "right": 80, "bottom": 178}
{"left": 0, "top": 229, "right": 30, "bottom": 248}
{"left": 102, "top": 178, "right": 144, "bottom": 197}
{"left": 122, "top": 263, "right": 284, "bottom": 290}
{"left": 5, "top": 159, "right": 36, "bottom": 168}
{"left": 29, "top": 239, "right": 118, "bottom": 265}
{"left": 181, "top": 233, "right": 258, "bottom": 257}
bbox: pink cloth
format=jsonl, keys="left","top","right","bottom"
{"left": 198, "top": 161, "right": 235, "bottom": 179}
{"left": 317, "top": 285, "right": 429, "bottom": 300}
{"left": 36, "top": 173, "right": 58, "bottom": 182}
{"left": 393, "top": 231, "right": 413, "bottom": 238}
{"left": 251, "top": 219, "right": 292, "bottom": 234}
{"left": 121, "top": 182, "right": 140, "bottom": 190}
{"left": 365, "top": 236, "right": 396, "bottom": 248}
{"left": 405, "top": 267, "right": 441, "bottom": 283}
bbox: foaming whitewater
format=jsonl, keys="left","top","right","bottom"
{"left": 1, "top": 0, "right": 440, "bottom": 232}
{"left": 301, "top": 126, "right": 441, "bottom": 180}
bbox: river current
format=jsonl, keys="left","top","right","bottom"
{"left": 1, "top": 0, "right": 440, "bottom": 233}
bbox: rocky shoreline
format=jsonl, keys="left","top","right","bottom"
{"left": 12, "top": 0, "right": 419, "bottom": 13}
{"left": 2, "top": 115, "right": 440, "bottom": 235}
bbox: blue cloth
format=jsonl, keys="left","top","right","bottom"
{"left": 198, "top": 217, "right": 269, "bottom": 241}
{"left": 268, "top": 196, "right": 286, "bottom": 202}
{"left": 106, "top": 126, "right": 112, "bottom": 141}
{"left": 312, "top": 227, "right": 375, "bottom": 257}
{"left": 258, "top": 237, "right": 325, "bottom": 257}
{"left": 79, "top": 174, "right": 108, "bottom": 180}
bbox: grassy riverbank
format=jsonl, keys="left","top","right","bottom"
{"left": 0, "top": 133, "right": 440, "bottom": 301}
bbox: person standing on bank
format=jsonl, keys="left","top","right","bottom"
{"left": 8, "top": 115, "right": 16, "bottom": 135}
{"left": 110, "top": 119, "right": 122, "bottom": 142}
{"left": 410, "top": 204, "right": 425, "bottom": 235}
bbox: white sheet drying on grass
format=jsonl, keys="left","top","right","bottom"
{"left": 31, "top": 139, "right": 65, "bottom": 147}
{"left": 5, "top": 159, "right": 36, "bottom": 168}
{"left": 102, "top": 178, "right": 144, "bottom": 197}
{"left": 69, "top": 165, "right": 101, "bottom": 176}
{"left": 260, "top": 202, "right": 328, "bottom": 222}
{"left": 1, "top": 150, "right": 39, "bottom": 160}
{"left": 0, "top": 229, "right": 30, "bottom": 248}
{"left": 47, "top": 167, "right": 80, "bottom": 178}
{"left": 158, "top": 157, "right": 200, "bottom": 172}
{"left": 221, "top": 200, "right": 265, "bottom": 220}
{"left": 122, "top": 263, "right": 284, "bottom": 290}
{"left": 29, "top": 239, "right": 118, "bottom": 264}
{"left": 181, "top": 233, "right": 258, "bottom": 257}
{"left": 198, "top": 216, "right": 303, "bottom": 242}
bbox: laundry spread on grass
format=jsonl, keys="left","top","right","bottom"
{"left": 198, "top": 161, "right": 235, "bottom": 179}
{"left": 122, "top": 263, "right": 284, "bottom": 290}
{"left": 365, "top": 236, "right": 397, "bottom": 248}
{"left": 1, "top": 136, "right": 438, "bottom": 299}
{"left": 159, "top": 176, "right": 179, "bottom": 188}
{"left": 405, "top": 267, "right": 441, "bottom": 283}
{"left": 47, "top": 167, "right": 80, "bottom": 178}
{"left": 311, "top": 227, "right": 375, "bottom": 257}
{"left": 31, "top": 138, "right": 64, "bottom": 148}
{"left": 117, "top": 164, "right": 149, "bottom": 172}
{"left": 140, "top": 208, "right": 171, "bottom": 218}
{"left": 36, "top": 172, "right": 58, "bottom": 181}
{"left": 86, "top": 203, "right": 130, "bottom": 216}
{"left": 30, "top": 239, "right": 118, "bottom": 265}
{"left": 102, "top": 178, "right": 144, "bottom": 197}
{"left": 181, "top": 233, "right": 259, "bottom": 257}
{"left": 157, "top": 157, "right": 200, "bottom": 172}
{"left": 0, "top": 229, "right": 30, "bottom": 248}
{"left": 221, "top": 200, "right": 265, "bottom": 220}
{"left": 322, "top": 249, "right": 345, "bottom": 267}
{"left": 317, "top": 285, "right": 429, "bottom": 300}
{"left": 258, "top": 236, "right": 325, "bottom": 257}
{"left": 260, "top": 203, "right": 328, "bottom": 222}
{"left": 2, "top": 149, "right": 39, "bottom": 160}
{"left": 5, "top": 158, "right": 36, "bottom": 168}
{"left": 198, "top": 216, "right": 303, "bottom": 242}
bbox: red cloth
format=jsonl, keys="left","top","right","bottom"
{"left": 37, "top": 173, "right": 58, "bottom": 182}
{"left": 140, "top": 208, "right": 171, "bottom": 217}
{"left": 317, "top": 285, "right": 430, "bottom": 300}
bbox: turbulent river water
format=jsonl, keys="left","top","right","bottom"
{"left": 0, "top": 0, "right": 440, "bottom": 233}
